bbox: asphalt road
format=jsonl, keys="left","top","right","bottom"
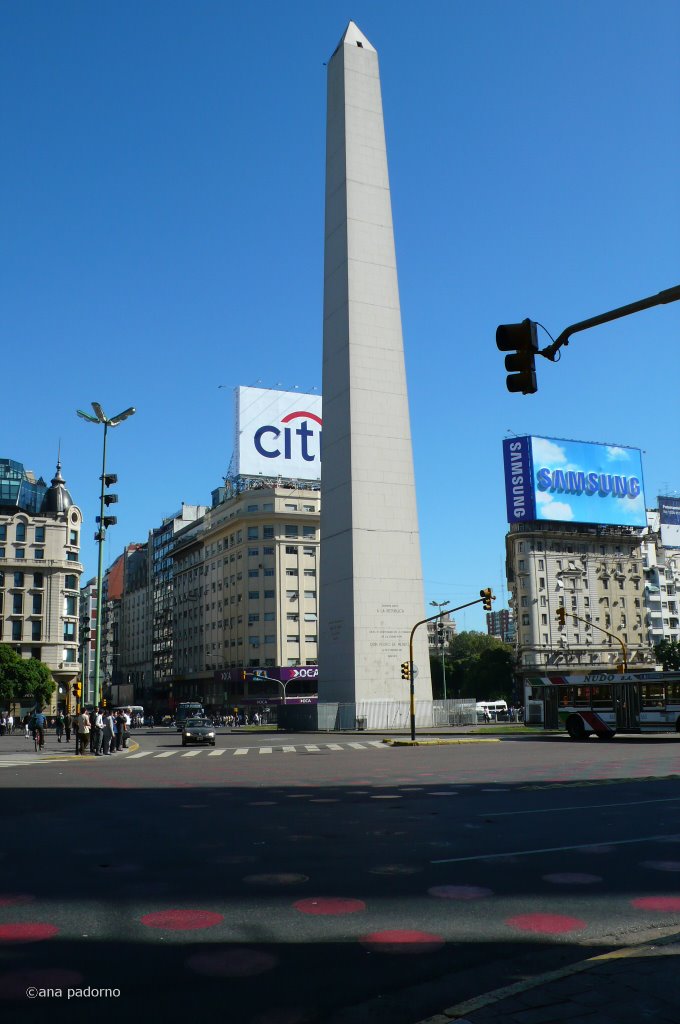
{"left": 2, "top": 729, "right": 680, "bottom": 1024}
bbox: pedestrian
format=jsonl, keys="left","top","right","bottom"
{"left": 24, "top": 715, "right": 30, "bottom": 739}
{"left": 115, "top": 711, "right": 125, "bottom": 750}
{"left": 92, "top": 708, "right": 104, "bottom": 755}
{"left": 56, "top": 713, "right": 65, "bottom": 742}
{"left": 76, "top": 709, "right": 90, "bottom": 755}
{"left": 64, "top": 713, "right": 72, "bottom": 743}
{"left": 102, "top": 711, "right": 114, "bottom": 754}
{"left": 7, "top": 714, "right": 14, "bottom": 735}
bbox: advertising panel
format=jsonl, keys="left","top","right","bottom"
{"left": 659, "top": 495, "right": 680, "bottom": 548}
{"left": 235, "top": 387, "right": 322, "bottom": 480}
{"left": 503, "top": 435, "right": 646, "bottom": 527}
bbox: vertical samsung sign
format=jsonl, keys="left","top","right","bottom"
{"left": 503, "top": 437, "right": 536, "bottom": 522}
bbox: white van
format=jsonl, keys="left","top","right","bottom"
{"left": 476, "top": 700, "right": 508, "bottom": 722}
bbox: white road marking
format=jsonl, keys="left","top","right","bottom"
{"left": 234, "top": 748, "right": 248, "bottom": 755}
{"left": 282, "top": 746, "right": 297, "bottom": 753}
{"left": 127, "top": 751, "right": 153, "bottom": 759}
{"left": 431, "top": 833, "right": 680, "bottom": 865}
{"left": 208, "top": 749, "right": 225, "bottom": 756}
{"left": 304, "top": 745, "right": 320, "bottom": 751}
{"left": 259, "top": 747, "right": 273, "bottom": 755}
{"left": 348, "top": 742, "right": 366, "bottom": 749}
{"left": 155, "top": 751, "right": 178, "bottom": 757}
{"left": 326, "top": 744, "right": 343, "bottom": 751}
{"left": 181, "top": 750, "right": 202, "bottom": 757}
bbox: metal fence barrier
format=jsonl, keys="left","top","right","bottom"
{"left": 277, "top": 698, "right": 476, "bottom": 732}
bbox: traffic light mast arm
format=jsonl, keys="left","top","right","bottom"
{"left": 560, "top": 610, "right": 628, "bottom": 672}
{"left": 407, "top": 593, "right": 495, "bottom": 741}
{"left": 540, "top": 284, "right": 680, "bottom": 362}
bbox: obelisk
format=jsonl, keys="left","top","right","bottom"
{"left": 319, "top": 22, "right": 432, "bottom": 705}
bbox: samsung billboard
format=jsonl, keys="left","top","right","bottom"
{"left": 234, "top": 386, "right": 322, "bottom": 480}
{"left": 503, "top": 435, "right": 646, "bottom": 527}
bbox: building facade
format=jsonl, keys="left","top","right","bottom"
{"left": 486, "top": 609, "right": 515, "bottom": 644}
{"left": 0, "top": 458, "right": 84, "bottom": 712}
{"left": 506, "top": 521, "right": 655, "bottom": 675}
{"left": 642, "top": 509, "right": 680, "bottom": 649}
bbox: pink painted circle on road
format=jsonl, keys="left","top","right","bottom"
{"left": 542, "top": 873, "right": 602, "bottom": 885}
{"left": 140, "top": 909, "right": 224, "bottom": 931}
{"left": 293, "top": 897, "right": 365, "bottom": 916}
{"left": 0, "top": 968, "right": 84, "bottom": 999}
{"left": 0, "top": 893, "right": 35, "bottom": 907}
{"left": 428, "top": 885, "right": 493, "bottom": 900}
{"left": 0, "top": 923, "right": 59, "bottom": 943}
{"left": 186, "top": 947, "right": 278, "bottom": 977}
{"left": 505, "top": 913, "right": 587, "bottom": 935}
{"left": 631, "top": 896, "right": 680, "bottom": 912}
{"left": 360, "top": 929, "right": 445, "bottom": 954}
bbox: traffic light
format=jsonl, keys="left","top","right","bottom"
{"left": 72, "top": 682, "right": 79, "bottom": 698}
{"left": 95, "top": 473, "right": 118, "bottom": 539}
{"left": 240, "top": 670, "right": 247, "bottom": 681}
{"left": 480, "top": 588, "right": 494, "bottom": 611}
{"left": 401, "top": 662, "right": 411, "bottom": 680}
{"left": 556, "top": 607, "right": 567, "bottom": 626}
{"left": 436, "top": 621, "right": 445, "bottom": 645}
{"left": 496, "top": 319, "right": 539, "bottom": 394}
{"left": 101, "top": 699, "right": 107, "bottom": 708}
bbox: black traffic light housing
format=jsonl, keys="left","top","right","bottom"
{"left": 98, "top": 472, "right": 119, "bottom": 530}
{"left": 436, "top": 621, "right": 445, "bottom": 644}
{"left": 556, "top": 607, "right": 567, "bottom": 626}
{"left": 496, "top": 319, "right": 539, "bottom": 394}
{"left": 401, "top": 661, "right": 411, "bottom": 680}
{"left": 480, "top": 588, "right": 494, "bottom": 611}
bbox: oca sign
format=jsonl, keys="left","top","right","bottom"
{"left": 235, "top": 386, "right": 322, "bottom": 481}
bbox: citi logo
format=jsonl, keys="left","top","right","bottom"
{"left": 254, "top": 411, "right": 322, "bottom": 463}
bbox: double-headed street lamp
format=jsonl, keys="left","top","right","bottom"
{"left": 430, "top": 599, "right": 450, "bottom": 700}
{"left": 77, "top": 402, "right": 136, "bottom": 709}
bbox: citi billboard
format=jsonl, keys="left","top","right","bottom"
{"left": 234, "top": 387, "right": 322, "bottom": 480}
{"left": 503, "top": 436, "right": 646, "bottom": 527}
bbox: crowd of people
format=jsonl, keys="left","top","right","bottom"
{"left": 0, "top": 708, "right": 132, "bottom": 754}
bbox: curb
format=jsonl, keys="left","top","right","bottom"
{"left": 413, "top": 924, "right": 680, "bottom": 1023}
{"left": 384, "top": 738, "right": 501, "bottom": 747}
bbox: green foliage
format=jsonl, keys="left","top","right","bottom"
{"left": 0, "top": 643, "right": 55, "bottom": 708}
{"left": 655, "top": 639, "right": 680, "bottom": 671}
{"left": 442, "top": 631, "right": 516, "bottom": 702}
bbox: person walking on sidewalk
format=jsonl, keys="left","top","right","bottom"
{"left": 64, "top": 713, "right": 72, "bottom": 743}
{"left": 76, "top": 709, "right": 90, "bottom": 755}
{"left": 55, "top": 713, "right": 64, "bottom": 743}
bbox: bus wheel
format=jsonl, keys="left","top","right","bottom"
{"left": 566, "top": 715, "right": 587, "bottom": 741}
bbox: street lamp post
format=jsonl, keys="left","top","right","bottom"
{"left": 77, "top": 402, "right": 135, "bottom": 710}
{"left": 430, "top": 599, "right": 450, "bottom": 701}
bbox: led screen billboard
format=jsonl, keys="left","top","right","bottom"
{"left": 503, "top": 435, "right": 646, "bottom": 527}
{"left": 659, "top": 495, "right": 680, "bottom": 548}
{"left": 234, "top": 387, "right": 322, "bottom": 480}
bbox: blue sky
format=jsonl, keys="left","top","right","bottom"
{"left": 2, "top": 1, "right": 678, "bottom": 632}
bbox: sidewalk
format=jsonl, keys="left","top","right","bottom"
{"left": 418, "top": 927, "right": 680, "bottom": 1024}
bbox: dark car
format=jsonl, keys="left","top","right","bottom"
{"left": 181, "top": 718, "right": 216, "bottom": 747}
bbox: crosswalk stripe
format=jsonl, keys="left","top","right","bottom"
{"left": 305, "top": 744, "right": 320, "bottom": 751}
{"left": 208, "top": 749, "right": 225, "bottom": 756}
{"left": 259, "top": 747, "right": 273, "bottom": 755}
{"left": 348, "top": 742, "right": 366, "bottom": 749}
{"left": 182, "top": 750, "right": 202, "bottom": 757}
{"left": 155, "top": 751, "right": 177, "bottom": 758}
{"left": 234, "top": 748, "right": 248, "bottom": 755}
{"left": 326, "top": 744, "right": 343, "bottom": 751}
{"left": 127, "top": 751, "right": 153, "bottom": 759}
{"left": 282, "top": 745, "right": 296, "bottom": 753}
{"left": 367, "top": 740, "right": 387, "bottom": 748}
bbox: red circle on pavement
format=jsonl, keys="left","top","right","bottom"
{"left": 0, "top": 923, "right": 59, "bottom": 943}
{"left": 0, "top": 894, "right": 34, "bottom": 907}
{"left": 0, "top": 968, "right": 83, "bottom": 999}
{"left": 140, "top": 909, "right": 224, "bottom": 931}
{"left": 186, "top": 947, "right": 278, "bottom": 977}
{"left": 293, "top": 898, "right": 365, "bottom": 916}
{"left": 360, "top": 929, "right": 444, "bottom": 954}
{"left": 428, "top": 885, "right": 493, "bottom": 900}
{"left": 631, "top": 896, "right": 680, "bottom": 912}
{"left": 505, "top": 914, "right": 586, "bottom": 934}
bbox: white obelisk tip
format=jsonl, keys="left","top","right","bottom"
{"left": 336, "top": 21, "right": 376, "bottom": 53}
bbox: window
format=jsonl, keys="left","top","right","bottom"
{"left": 15, "top": 549, "right": 25, "bottom": 559}
{"left": 12, "top": 621, "right": 22, "bottom": 641}
{"left": 248, "top": 569, "right": 259, "bottom": 578}
{"left": 263, "top": 546, "right": 274, "bottom": 555}
{"left": 35, "top": 527, "right": 45, "bottom": 542}
{"left": 32, "top": 594, "right": 42, "bottom": 615}
{"left": 263, "top": 526, "right": 274, "bottom": 539}
{"left": 34, "top": 549, "right": 44, "bottom": 560}
{"left": 67, "top": 552, "right": 78, "bottom": 562}
{"left": 248, "top": 547, "right": 259, "bottom": 557}
{"left": 303, "top": 526, "right": 316, "bottom": 538}
{"left": 304, "top": 590, "right": 316, "bottom": 599}
{"left": 64, "top": 596, "right": 77, "bottom": 616}
{"left": 287, "top": 634, "right": 300, "bottom": 643}
{"left": 12, "top": 594, "right": 23, "bottom": 615}
{"left": 69, "top": 529, "right": 79, "bottom": 545}
{"left": 305, "top": 635, "right": 317, "bottom": 643}
{"left": 0, "top": 525, "right": 5, "bottom": 541}
{"left": 16, "top": 523, "right": 26, "bottom": 542}
{"left": 521, "top": 614, "right": 530, "bottom": 625}
{"left": 518, "top": 559, "right": 525, "bottom": 570}
{"left": 248, "top": 591, "right": 260, "bottom": 600}
{"left": 264, "top": 568, "right": 274, "bottom": 577}
{"left": 303, "top": 569, "right": 316, "bottom": 577}
{"left": 286, "top": 568, "right": 298, "bottom": 576}
{"left": 264, "top": 590, "right": 275, "bottom": 599}
{"left": 13, "top": 572, "right": 24, "bottom": 587}
{"left": 31, "top": 620, "right": 41, "bottom": 641}
{"left": 286, "top": 546, "right": 297, "bottom": 555}
{"left": 247, "top": 527, "right": 259, "bottom": 540}
{"left": 264, "top": 612, "right": 275, "bottom": 621}
{"left": 264, "top": 635, "right": 275, "bottom": 644}
{"left": 63, "top": 648, "right": 76, "bottom": 663}
{"left": 247, "top": 504, "right": 259, "bottom": 513}
{"left": 285, "top": 526, "right": 299, "bottom": 538}
{"left": 0, "top": 548, "right": 4, "bottom": 558}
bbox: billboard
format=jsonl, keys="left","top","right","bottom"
{"left": 234, "top": 387, "right": 322, "bottom": 480}
{"left": 659, "top": 496, "right": 680, "bottom": 548}
{"left": 503, "top": 435, "right": 646, "bottom": 527}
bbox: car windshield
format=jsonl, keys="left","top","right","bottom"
{"left": 186, "top": 719, "right": 209, "bottom": 727}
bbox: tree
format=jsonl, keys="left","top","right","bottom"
{"left": 445, "top": 631, "right": 516, "bottom": 701}
{"left": 0, "top": 644, "right": 21, "bottom": 707}
{"left": 17, "top": 658, "right": 55, "bottom": 708}
{"left": 655, "top": 639, "right": 680, "bottom": 671}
